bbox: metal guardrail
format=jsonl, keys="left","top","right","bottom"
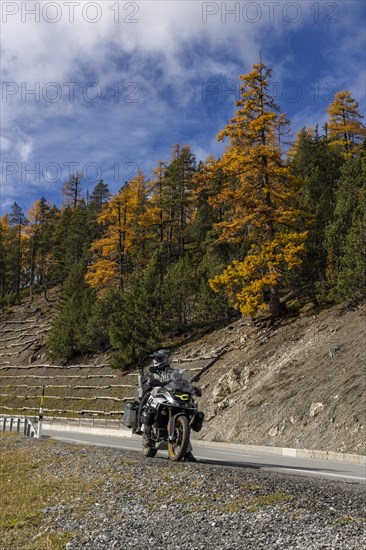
{"left": 1, "top": 415, "right": 38, "bottom": 437}
{"left": 44, "top": 415, "right": 126, "bottom": 430}
{"left": 0, "top": 352, "right": 224, "bottom": 431}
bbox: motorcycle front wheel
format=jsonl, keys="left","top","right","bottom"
{"left": 142, "top": 444, "right": 158, "bottom": 458}
{"left": 168, "top": 415, "right": 190, "bottom": 462}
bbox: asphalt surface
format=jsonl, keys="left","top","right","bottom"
{"left": 42, "top": 428, "right": 365, "bottom": 483}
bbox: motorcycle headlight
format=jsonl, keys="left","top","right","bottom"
{"left": 174, "top": 392, "right": 190, "bottom": 401}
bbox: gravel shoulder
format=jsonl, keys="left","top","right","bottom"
{"left": 1, "top": 434, "right": 365, "bottom": 550}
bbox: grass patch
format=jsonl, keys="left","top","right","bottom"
{"left": 240, "top": 483, "right": 262, "bottom": 492}
{"left": 248, "top": 492, "right": 292, "bottom": 511}
{"left": 0, "top": 433, "right": 98, "bottom": 550}
{"left": 224, "top": 498, "right": 247, "bottom": 513}
{"left": 335, "top": 516, "right": 365, "bottom": 524}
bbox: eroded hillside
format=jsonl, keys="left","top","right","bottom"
{"left": 0, "top": 293, "right": 365, "bottom": 454}
{"left": 176, "top": 303, "right": 365, "bottom": 454}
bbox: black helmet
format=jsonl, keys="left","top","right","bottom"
{"left": 150, "top": 349, "right": 171, "bottom": 370}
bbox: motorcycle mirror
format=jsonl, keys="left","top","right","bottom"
{"left": 137, "top": 355, "right": 151, "bottom": 371}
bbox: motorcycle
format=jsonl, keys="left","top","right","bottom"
{"left": 123, "top": 365, "right": 204, "bottom": 462}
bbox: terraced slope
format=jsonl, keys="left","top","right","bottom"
{"left": 0, "top": 293, "right": 130, "bottom": 417}
{"left": 0, "top": 293, "right": 210, "bottom": 418}
{"left": 1, "top": 291, "right": 364, "bottom": 454}
{"left": 0, "top": 304, "right": 54, "bottom": 368}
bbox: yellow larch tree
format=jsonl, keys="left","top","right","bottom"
{"left": 0, "top": 214, "right": 11, "bottom": 297}
{"left": 86, "top": 171, "right": 154, "bottom": 291}
{"left": 148, "top": 160, "right": 169, "bottom": 244}
{"left": 208, "top": 60, "right": 309, "bottom": 317}
{"left": 327, "top": 90, "right": 366, "bottom": 157}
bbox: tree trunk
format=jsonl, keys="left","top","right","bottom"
{"left": 29, "top": 233, "right": 36, "bottom": 302}
{"left": 42, "top": 274, "right": 49, "bottom": 302}
{"left": 269, "top": 287, "right": 287, "bottom": 318}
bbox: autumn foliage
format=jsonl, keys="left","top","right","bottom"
{"left": 204, "top": 62, "right": 309, "bottom": 316}
{"left": 1, "top": 61, "right": 364, "bottom": 365}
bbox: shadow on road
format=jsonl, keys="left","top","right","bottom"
{"left": 193, "top": 457, "right": 340, "bottom": 476}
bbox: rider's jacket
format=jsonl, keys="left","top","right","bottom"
{"left": 142, "top": 366, "right": 181, "bottom": 395}
{"left": 152, "top": 367, "right": 177, "bottom": 383}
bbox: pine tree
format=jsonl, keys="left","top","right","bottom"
{"left": 164, "top": 145, "right": 197, "bottom": 258}
{"left": 26, "top": 199, "right": 50, "bottom": 300}
{"left": 195, "top": 250, "right": 233, "bottom": 326}
{"left": 108, "top": 269, "right": 162, "bottom": 370}
{"left": 62, "top": 172, "right": 84, "bottom": 207}
{"left": 326, "top": 154, "right": 366, "bottom": 301}
{"left": 86, "top": 288, "right": 124, "bottom": 351}
{"left": 35, "top": 198, "right": 58, "bottom": 300}
{"left": 9, "top": 202, "right": 28, "bottom": 299}
{"left": 0, "top": 214, "right": 11, "bottom": 300}
{"left": 89, "top": 180, "right": 110, "bottom": 213}
{"left": 207, "top": 61, "right": 308, "bottom": 317}
{"left": 52, "top": 202, "right": 92, "bottom": 285}
{"left": 149, "top": 161, "right": 168, "bottom": 244}
{"left": 289, "top": 127, "right": 343, "bottom": 303}
{"left": 47, "top": 261, "right": 95, "bottom": 359}
{"left": 162, "top": 256, "right": 197, "bottom": 331}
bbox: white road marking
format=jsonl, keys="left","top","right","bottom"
{"left": 48, "top": 435, "right": 365, "bottom": 482}
{"left": 198, "top": 456, "right": 364, "bottom": 481}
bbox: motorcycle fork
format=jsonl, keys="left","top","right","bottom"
{"left": 167, "top": 408, "right": 172, "bottom": 435}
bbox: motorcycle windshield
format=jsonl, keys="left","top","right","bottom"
{"left": 164, "top": 370, "right": 193, "bottom": 393}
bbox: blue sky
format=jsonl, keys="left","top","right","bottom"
{"left": 1, "top": 0, "right": 365, "bottom": 215}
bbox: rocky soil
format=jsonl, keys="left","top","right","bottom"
{"left": 1, "top": 435, "right": 365, "bottom": 550}
{"left": 1, "top": 292, "right": 365, "bottom": 454}
{"left": 176, "top": 302, "right": 366, "bottom": 454}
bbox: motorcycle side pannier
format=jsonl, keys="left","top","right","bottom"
{"left": 140, "top": 406, "right": 155, "bottom": 426}
{"left": 123, "top": 402, "right": 138, "bottom": 429}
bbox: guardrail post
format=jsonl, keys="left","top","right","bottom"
{"left": 2, "top": 417, "right": 6, "bottom": 432}
{"left": 9, "top": 417, "right": 13, "bottom": 432}
{"left": 17, "top": 418, "right": 20, "bottom": 432}
{"left": 37, "top": 386, "right": 45, "bottom": 439}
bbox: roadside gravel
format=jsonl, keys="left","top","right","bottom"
{"left": 2, "top": 436, "right": 365, "bottom": 550}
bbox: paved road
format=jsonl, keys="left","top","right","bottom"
{"left": 43, "top": 428, "right": 365, "bottom": 483}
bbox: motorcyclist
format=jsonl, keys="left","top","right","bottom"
{"left": 139, "top": 349, "right": 197, "bottom": 462}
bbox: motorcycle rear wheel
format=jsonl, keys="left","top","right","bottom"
{"left": 168, "top": 415, "right": 190, "bottom": 462}
{"left": 142, "top": 444, "right": 158, "bottom": 457}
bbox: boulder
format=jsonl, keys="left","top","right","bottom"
{"left": 309, "top": 402, "right": 324, "bottom": 417}
{"left": 212, "top": 367, "right": 241, "bottom": 403}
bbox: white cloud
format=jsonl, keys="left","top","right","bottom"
{"left": 1, "top": 0, "right": 364, "bottom": 210}
{"left": 0, "top": 136, "right": 11, "bottom": 151}
{"left": 18, "top": 140, "right": 33, "bottom": 162}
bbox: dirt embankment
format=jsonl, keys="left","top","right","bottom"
{"left": 177, "top": 303, "right": 366, "bottom": 454}
{"left": 0, "top": 292, "right": 365, "bottom": 454}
